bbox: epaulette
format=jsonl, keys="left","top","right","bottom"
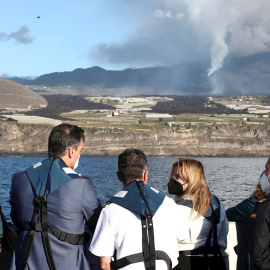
{"left": 102, "top": 201, "right": 111, "bottom": 209}
{"left": 258, "top": 198, "right": 267, "bottom": 203}
{"left": 255, "top": 197, "right": 270, "bottom": 206}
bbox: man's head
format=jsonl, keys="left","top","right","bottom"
{"left": 48, "top": 123, "right": 85, "bottom": 169}
{"left": 117, "top": 148, "right": 148, "bottom": 186}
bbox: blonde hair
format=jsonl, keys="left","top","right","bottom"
{"left": 170, "top": 158, "right": 211, "bottom": 219}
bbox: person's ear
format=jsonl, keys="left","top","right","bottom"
{"left": 143, "top": 170, "right": 148, "bottom": 184}
{"left": 117, "top": 172, "right": 122, "bottom": 182}
{"left": 68, "top": 147, "right": 73, "bottom": 158}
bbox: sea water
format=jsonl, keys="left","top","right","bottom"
{"left": 0, "top": 156, "right": 267, "bottom": 220}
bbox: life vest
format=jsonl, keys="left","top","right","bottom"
{"left": 21, "top": 157, "right": 89, "bottom": 270}
{"left": 108, "top": 180, "right": 172, "bottom": 270}
{"left": 178, "top": 195, "right": 221, "bottom": 257}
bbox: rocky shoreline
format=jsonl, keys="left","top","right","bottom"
{"left": 0, "top": 123, "right": 270, "bottom": 157}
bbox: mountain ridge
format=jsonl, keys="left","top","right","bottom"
{"left": 6, "top": 52, "right": 270, "bottom": 96}
{"left": 0, "top": 78, "right": 47, "bottom": 109}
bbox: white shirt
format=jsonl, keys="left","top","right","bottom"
{"left": 175, "top": 198, "right": 228, "bottom": 251}
{"left": 90, "top": 196, "right": 188, "bottom": 270}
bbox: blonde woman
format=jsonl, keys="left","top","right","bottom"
{"left": 167, "top": 158, "right": 228, "bottom": 270}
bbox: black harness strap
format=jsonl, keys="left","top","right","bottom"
{"left": 41, "top": 199, "right": 57, "bottom": 270}
{"left": 48, "top": 227, "right": 89, "bottom": 245}
{"left": 22, "top": 230, "right": 35, "bottom": 269}
{"left": 136, "top": 181, "right": 156, "bottom": 270}
{"left": 22, "top": 158, "right": 58, "bottom": 270}
{"left": 115, "top": 253, "right": 145, "bottom": 269}
{"left": 114, "top": 251, "right": 172, "bottom": 269}
{"left": 147, "top": 215, "right": 156, "bottom": 270}
{"left": 22, "top": 196, "right": 42, "bottom": 269}
{"left": 21, "top": 222, "right": 88, "bottom": 245}
{"left": 141, "top": 215, "right": 151, "bottom": 268}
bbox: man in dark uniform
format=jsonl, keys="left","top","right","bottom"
{"left": 9, "top": 123, "right": 102, "bottom": 270}
{"left": 249, "top": 157, "right": 270, "bottom": 270}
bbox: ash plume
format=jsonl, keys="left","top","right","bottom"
{"left": 91, "top": 0, "right": 270, "bottom": 77}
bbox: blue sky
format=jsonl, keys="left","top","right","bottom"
{"left": 0, "top": 0, "right": 150, "bottom": 77}
{"left": 1, "top": 0, "right": 270, "bottom": 78}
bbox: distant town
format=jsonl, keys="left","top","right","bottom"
{"left": 1, "top": 95, "right": 270, "bottom": 129}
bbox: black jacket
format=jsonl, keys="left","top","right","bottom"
{"left": 249, "top": 195, "right": 270, "bottom": 270}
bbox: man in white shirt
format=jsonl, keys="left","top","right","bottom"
{"left": 90, "top": 148, "right": 188, "bottom": 270}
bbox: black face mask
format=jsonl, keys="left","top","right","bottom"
{"left": 167, "top": 178, "right": 185, "bottom": 195}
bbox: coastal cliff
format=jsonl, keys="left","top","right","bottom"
{"left": 0, "top": 123, "right": 269, "bottom": 157}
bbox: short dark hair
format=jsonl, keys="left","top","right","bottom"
{"left": 48, "top": 123, "right": 85, "bottom": 157}
{"left": 118, "top": 148, "right": 147, "bottom": 184}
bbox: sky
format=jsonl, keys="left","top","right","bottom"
{"left": 1, "top": 0, "right": 270, "bottom": 78}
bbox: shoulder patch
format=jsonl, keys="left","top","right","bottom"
{"left": 251, "top": 213, "right": 256, "bottom": 218}
{"left": 62, "top": 167, "right": 78, "bottom": 175}
{"left": 150, "top": 187, "right": 159, "bottom": 193}
{"left": 114, "top": 190, "right": 128, "bottom": 198}
{"left": 33, "top": 162, "right": 42, "bottom": 169}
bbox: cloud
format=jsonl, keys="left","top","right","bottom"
{"left": 0, "top": 25, "right": 33, "bottom": 44}
{"left": 90, "top": 0, "right": 270, "bottom": 76}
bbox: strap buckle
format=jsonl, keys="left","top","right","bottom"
{"left": 58, "top": 231, "right": 68, "bottom": 242}
{"left": 34, "top": 222, "right": 42, "bottom": 232}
